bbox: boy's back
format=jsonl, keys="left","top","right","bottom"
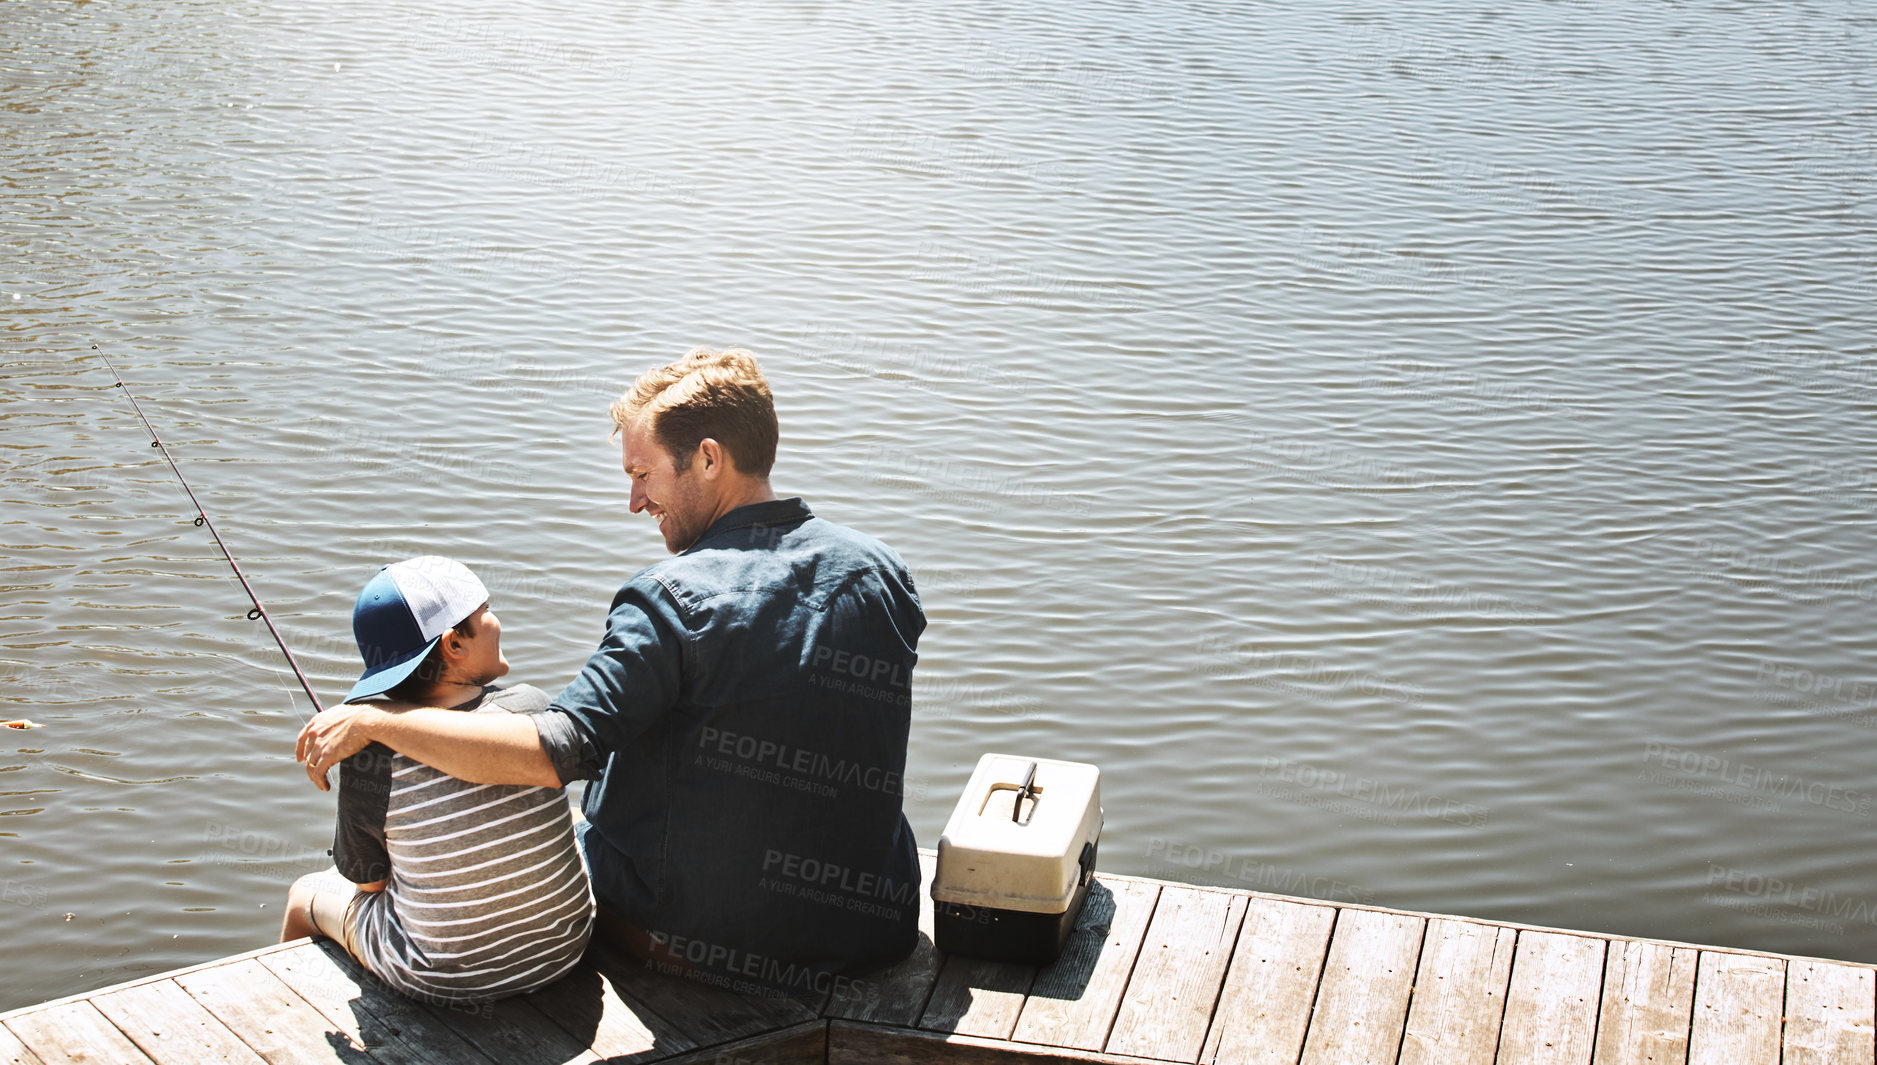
{"left": 282, "top": 556, "right": 594, "bottom": 1004}
{"left": 336, "top": 683, "right": 593, "bottom": 1004}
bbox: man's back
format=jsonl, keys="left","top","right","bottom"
{"left": 542, "top": 497, "right": 925, "bottom": 995}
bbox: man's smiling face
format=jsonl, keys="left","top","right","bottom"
{"left": 622, "top": 416, "right": 711, "bottom": 554}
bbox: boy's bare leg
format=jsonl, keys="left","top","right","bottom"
{"left": 281, "top": 871, "right": 323, "bottom": 941}
{"left": 281, "top": 868, "right": 369, "bottom": 949}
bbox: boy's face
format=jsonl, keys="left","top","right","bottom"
{"left": 451, "top": 603, "right": 509, "bottom": 685}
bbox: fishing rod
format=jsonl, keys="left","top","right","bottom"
{"left": 92, "top": 343, "right": 326, "bottom": 717}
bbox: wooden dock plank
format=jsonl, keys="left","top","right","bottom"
{"left": 918, "top": 956, "right": 1036, "bottom": 1040}
{"left": 1105, "top": 887, "right": 1247, "bottom": 1061}
{"left": 1784, "top": 959, "right": 1876, "bottom": 1065}
{"left": 5, "top": 943, "right": 307, "bottom": 1022}
{"left": 89, "top": 979, "right": 268, "bottom": 1065}
{"left": 1496, "top": 931, "right": 1605, "bottom": 1065}
{"left": 1199, "top": 896, "right": 1335, "bottom": 1065}
{"left": 174, "top": 959, "right": 372, "bottom": 1065}
{"left": 834, "top": 1018, "right": 1171, "bottom": 1064}
{"left": 520, "top": 961, "right": 698, "bottom": 1063}
{"left": 418, "top": 993, "right": 599, "bottom": 1065}
{"left": 1591, "top": 939, "right": 1696, "bottom": 1065}
{"left": 1397, "top": 918, "right": 1517, "bottom": 1065}
{"left": 657, "top": 1020, "right": 826, "bottom": 1065}
{"left": 257, "top": 942, "right": 494, "bottom": 1065}
{"left": 1010, "top": 878, "right": 1161, "bottom": 1053}
{"left": 5, "top": 1000, "right": 155, "bottom": 1065}
{"left": 828, "top": 851, "right": 942, "bottom": 1026}
{"left": 1298, "top": 908, "right": 1425, "bottom": 1065}
{"left": 1688, "top": 952, "right": 1784, "bottom": 1065}
{"left": 0, "top": 1025, "right": 44, "bottom": 1065}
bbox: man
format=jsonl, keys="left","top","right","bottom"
{"left": 298, "top": 347, "right": 925, "bottom": 997}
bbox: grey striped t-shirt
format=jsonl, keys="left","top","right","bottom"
{"left": 334, "top": 684, "right": 594, "bottom": 1004}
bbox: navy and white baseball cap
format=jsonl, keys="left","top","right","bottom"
{"left": 347, "top": 556, "right": 489, "bottom": 702}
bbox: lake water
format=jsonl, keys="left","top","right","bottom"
{"left": 2, "top": 0, "right": 1874, "bottom": 1012}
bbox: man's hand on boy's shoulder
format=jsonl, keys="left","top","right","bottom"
{"left": 297, "top": 703, "right": 392, "bottom": 792}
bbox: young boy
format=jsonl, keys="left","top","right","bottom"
{"left": 281, "top": 556, "right": 594, "bottom": 1004}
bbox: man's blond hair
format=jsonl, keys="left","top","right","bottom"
{"left": 611, "top": 347, "right": 778, "bottom": 477}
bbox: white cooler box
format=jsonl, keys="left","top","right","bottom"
{"left": 931, "top": 753, "right": 1102, "bottom": 964}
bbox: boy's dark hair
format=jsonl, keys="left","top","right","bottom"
{"left": 385, "top": 615, "right": 478, "bottom": 702}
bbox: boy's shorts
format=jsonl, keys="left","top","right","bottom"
{"left": 303, "top": 867, "right": 373, "bottom": 968}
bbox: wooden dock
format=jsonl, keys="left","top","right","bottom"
{"left": 5, "top": 852, "right": 1874, "bottom": 1064}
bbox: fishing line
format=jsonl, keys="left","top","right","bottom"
{"left": 92, "top": 342, "right": 326, "bottom": 718}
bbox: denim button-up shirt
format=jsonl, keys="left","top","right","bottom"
{"left": 531, "top": 497, "right": 925, "bottom": 993}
